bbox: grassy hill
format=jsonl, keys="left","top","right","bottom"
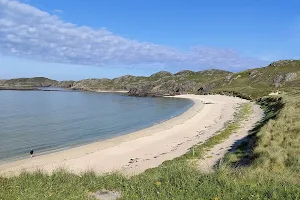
{"left": 212, "top": 60, "right": 300, "bottom": 98}
{"left": 61, "top": 59, "right": 300, "bottom": 97}
{"left": 0, "top": 77, "right": 57, "bottom": 89}
{"left": 1, "top": 60, "right": 298, "bottom": 98}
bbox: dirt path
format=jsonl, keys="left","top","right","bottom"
{"left": 197, "top": 102, "right": 264, "bottom": 173}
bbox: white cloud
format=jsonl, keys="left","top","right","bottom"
{"left": 0, "top": 0, "right": 267, "bottom": 70}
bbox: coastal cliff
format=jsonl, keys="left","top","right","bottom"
{"left": 1, "top": 60, "right": 299, "bottom": 99}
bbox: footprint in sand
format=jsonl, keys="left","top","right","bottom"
{"left": 129, "top": 158, "right": 140, "bottom": 164}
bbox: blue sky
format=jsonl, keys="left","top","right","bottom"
{"left": 0, "top": 0, "right": 299, "bottom": 80}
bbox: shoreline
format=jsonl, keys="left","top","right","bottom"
{"left": 0, "top": 93, "right": 193, "bottom": 165}
{"left": 0, "top": 87, "right": 129, "bottom": 93}
{"left": 0, "top": 94, "right": 248, "bottom": 176}
{"left": 95, "top": 90, "right": 128, "bottom": 93}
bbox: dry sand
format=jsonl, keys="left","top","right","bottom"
{"left": 197, "top": 102, "right": 264, "bottom": 172}
{"left": 0, "top": 95, "right": 257, "bottom": 176}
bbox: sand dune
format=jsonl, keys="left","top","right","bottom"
{"left": 0, "top": 95, "right": 258, "bottom": 176}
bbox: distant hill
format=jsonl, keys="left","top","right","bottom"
{"left": 0, "top": 77, "right": 57, "bottom": 90}
{"left": 0, "top": 77, "right": 57, "bottom": 86}
{"left": 1, "top": 60, "right": 299, "bottom": 98}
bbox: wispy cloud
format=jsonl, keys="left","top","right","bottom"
{"left": 0, "top": 0, "right": 267, "bottom": 70}
{"left": 52, "top": 9, "right": 63, "bottom": 14}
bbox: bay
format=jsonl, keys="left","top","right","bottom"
{"left": 0, "top": 90, "right": 193, "bottom": 162}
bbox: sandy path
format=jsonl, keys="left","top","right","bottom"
{"left": 197, "top": 102, "right": 264, "bottom": 173}
{"left": 0, "top": 95, "right": 249, "bottom": 176}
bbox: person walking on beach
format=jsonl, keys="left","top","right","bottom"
{"left": 30, "top": 149, "right": 34, "bottom": 158}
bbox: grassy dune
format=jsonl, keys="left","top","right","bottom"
{"left": 1, "top": 92, "right": 300, "bottom": 200}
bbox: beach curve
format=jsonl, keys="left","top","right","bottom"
{"left": 0, "top": 94, "right": 250, "bottom": 176}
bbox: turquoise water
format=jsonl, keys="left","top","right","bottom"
{"left": 0, "top": 90, "right": 193, "bottom": 162}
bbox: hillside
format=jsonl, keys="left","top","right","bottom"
{"left": 0, "top": 77, "right": 57, "bottom": 90}
{"left": 0, "top": 69, "right": 232, "bottom": 95}
{"left": 212, "top": 60, "right": 300, "bottom": 99}
{"left": 0, "top": 60, "right": 299, "bottom": 99}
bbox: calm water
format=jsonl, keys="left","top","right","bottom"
{"left": 0, "top": 90, "right": 193, "bottom": 162}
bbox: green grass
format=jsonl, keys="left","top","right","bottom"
{"left": 209, "top": 60, "right": 300, "bottom": 99}
{"left": 223, "top": 96, "right": 284, "bottom": 167}
{"left": 1, "top": 91, "right": 300, "bottom": 199}
{"left": 253, "top": 93, "right": 300, "bottom": 172}
{"left": 1, "top": 162, "right": 300, "bottom": 199}
{"left": 181, "top": 103, "right": 252, "bottom": 160}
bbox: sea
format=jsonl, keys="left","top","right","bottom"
{"left": 0, "top": 89, "right": 193, "bottom": 162}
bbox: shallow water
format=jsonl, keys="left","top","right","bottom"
{"left": 0, "top": 90, "right": 193, "bottom": 162}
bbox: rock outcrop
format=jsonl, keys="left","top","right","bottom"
{"left": 128, "top": 83, "right": 155, "bottom": 97}
{"left": 285, "top": 73, "right": 297, "bottom": 82}
{"left": 151, "top": 80, "right": 190, "bottom": 96}
{"left": 53, "top": 81, "right": 75, "bottom": 88}
{"left": 175, "top": 70, "right": 196, "bottom": 76}
{"left": 273, "top": 75, "right": 284, "bottom": 87}
{"left": 269, "top": 60, "right": 297, "bottom": 67}
{"left": 196, "top": 83, "right": 217, "bottom": 95}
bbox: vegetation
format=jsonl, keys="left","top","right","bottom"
{"left": 181, "top": 103, "right": 252, "bottom": 160}
{"left": 1, "top": 92, "right": 300, "bottom": 199}
{"left": 211, "top": 60, "right": 300, "bottom": 99}
{"left": 1, "top": 60, "right": 299, "bottom": 97}
{"left": 0, "top": 77, "right": 57, "bottom": 87}
{"left": 1, "top": 60, "right": 300, "bottom": 199}
{"left": 254, "top": 93, "right": 300, "bottom": 172}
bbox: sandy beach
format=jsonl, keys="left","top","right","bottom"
{"left": 0, "top": 94, "right": 253, "bottom": 176}
{"left": 198, "top": 102, "right": 264, "bottom": 172}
